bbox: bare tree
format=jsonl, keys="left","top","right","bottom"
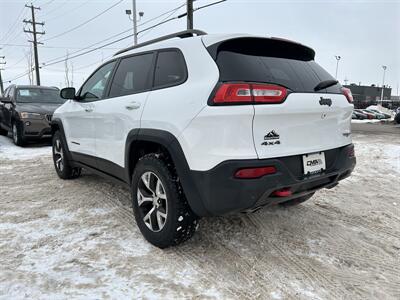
{"left": 25, "top": 47, "right": 34, "bottom": 85}
{"left": 71, "top": 63, "right": 74, "bottom": 87}
{"left": 64, "top": 51, "right": 70, "bottom": 87}
{"left": 64, "top": 51, "right": 75, "bottom": 87}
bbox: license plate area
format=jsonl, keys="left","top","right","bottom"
{"left": 303, "top": 152, "right": 326, "bottom": 175}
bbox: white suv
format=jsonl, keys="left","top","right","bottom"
{"left": 51, "top": 30, "right": 356, "bottom": 248}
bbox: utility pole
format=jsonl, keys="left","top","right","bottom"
{"left": 335, "top": 55, "right": 341, "bottom": 79}
{"left": 23, "top": 4, "right": 45, "bottom": 86}
{"left": 187, "top": 0, "right": 194, "bottom": 30}
{"left": 380, "top": 65, "right": 387, "bottom": 103}
{"left": 132, "top": 0, "right": 138, "bottom": 45}
{"left": 0, "top": 56, "right": 5, "bottom": 95}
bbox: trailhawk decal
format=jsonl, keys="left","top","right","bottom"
{"left": 262, "top": 130, "right": 281, "bottom": 146}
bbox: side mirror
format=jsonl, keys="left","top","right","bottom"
{"left": 0, "top": 96, "right": 12, "bottom": 104}
{"left": 60, "top": 87, "right": 76, "bottom": 100}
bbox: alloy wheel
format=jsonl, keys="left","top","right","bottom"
{"left": 12, "top": 124, "right": 18, "bottom": 144}
{"left": 53, "top": 139, "right": 64, "bottom": 172}
{"left": 137, "top": 171, "right": 168, "bottom": 232}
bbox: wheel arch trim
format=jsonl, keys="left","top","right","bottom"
{"left": 125, "top": 128, "right": 209, "bottom": 216}
{"left": 50, "top": 118, "right": 73, "bottom": 162}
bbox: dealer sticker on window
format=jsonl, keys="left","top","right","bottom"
{"left": 303, "top": 152, "right": 326, "bottom": 175}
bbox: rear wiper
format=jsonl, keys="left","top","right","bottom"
{"left": 314, "top": 80, "right": 339, "bottom": 92}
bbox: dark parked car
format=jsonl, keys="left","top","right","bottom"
{"left": 0, "top": 85, "right": 64, "bottom": 146}
{"left": 368, "top": 109, "right": 392, "bottom": 119}
{"left": 363, "top": 109, "right": 386, "bottom": 120}
{"left": 354, "top": 109, "right": 374, "bottom": 119}
{"left": 353, "top": 111, "right": 367, "bottom": 120}
{"left": 395, "top": 111, "right": 400, "bottom": 124}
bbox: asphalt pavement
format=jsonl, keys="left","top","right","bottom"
{"left": 351, "top": 122, "right": 400, "bottom": 135}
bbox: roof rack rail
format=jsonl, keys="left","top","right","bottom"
{"left": 114, "top": 29, "right": 207, "bottom": 56}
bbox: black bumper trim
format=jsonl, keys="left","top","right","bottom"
{"left": 188, "top": 144, "right": 356, "bottom": 216}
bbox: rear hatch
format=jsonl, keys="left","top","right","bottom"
{"left": 207, "top": 37, "right": 353, "bottom": 160}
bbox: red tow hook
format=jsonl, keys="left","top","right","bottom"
{"left": 273, "top": 188, "right": 292, "bottom": 197}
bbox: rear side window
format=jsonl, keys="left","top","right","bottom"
{"left": 154, "top": 50, "right": 187, "bottom": 88}
{"left": 109, "top": 53, "right": 154, "bottom": 97}
{"left": 210, "top": 38, "right": 341, "bottom": 94}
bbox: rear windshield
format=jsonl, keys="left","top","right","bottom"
{"left": 16, "top": 88, "right": 64, "bottom": 104}
{"left": 209, "top": 38, "right": 341, "bottom": 94}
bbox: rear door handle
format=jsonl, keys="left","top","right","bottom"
{"left": 125, "top": 102, "right": 141, "bottom": 110}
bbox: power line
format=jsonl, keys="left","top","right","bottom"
{"left": 3, "top": 2, "right": 207, "bottom": 84}
{"left": 0, "top": 6, "right": 27, "bottom": 44}
{"left": 41, "top": 11, "right": 183, "bottom": 68}
{"left": 40, "top": 0, "right": 56, "bottom": 7}
{"left": 41, "top": 3, "right": 186, "bottom": 65}
{"left": 6, "top": 56, "right": 26, "bottom": 69}
{"left": 2, "top": 70, "right": 33, "bottom": 84}
{"left": 138, "top": 5, "right": 183, "bottom": 40}
{"left": 44, "top": 28, "right": 133, "bottom": 65}
{"left": 43, "top": 0, "right": 125, "bottom": 42}
{"left": 38, "top": 0, "right": 69, "bottom": 19}
{"left": 138, "top": 2, "right": 186, "bottom": 28}
{"left": 42, "top": 33, "right": 135, "bottom": 67}
{"left": 42, "top": 0, "right": 91, "bottom": 22}
{"left": 0, "top": 43, "right": 122, "bottom": 50}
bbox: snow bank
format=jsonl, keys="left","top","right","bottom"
{"left": 0, "top": 136, "right": 51, "bottom": 161}
{"left": 366, "top": 105, "right": 395, "bottom": 116}
{"left": 351, "top": 119, "right": 382, "bottom": 124}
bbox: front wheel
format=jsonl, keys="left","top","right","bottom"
{"left": 52, "top": 131, "right": 81, "bottom": 179}
{"left": 132, "top": 154, "right": 198, "bottom": 248}
{"left": 12, "top": 122, "right": 25, "bottom": 146}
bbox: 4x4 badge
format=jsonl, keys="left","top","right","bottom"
{"left": 264, "top": 130, "right": 280, "bottom": 140}
{"left": 262, "top": 130, "right": 281, "bottom": 146}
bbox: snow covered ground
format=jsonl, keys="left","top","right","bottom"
{"left": 0, "top": 136, "right": 51, "bottom": 161}
{"left": 0, "top": 133, "right": 399, "bottom": 299}
{"left": 351, "top": 119, "right": 384, "bottom": 124}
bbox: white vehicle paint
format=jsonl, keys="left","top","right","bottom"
{"left": 53, "top": 32, "right": 353, "bottom": 172}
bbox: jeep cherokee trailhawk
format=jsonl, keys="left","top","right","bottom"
{"left": 51, "top": 30, "right": 356, "bottom": 248}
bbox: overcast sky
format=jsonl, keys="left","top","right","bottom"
{"left": 1, "top": 0, "right": 399, "bottom": 93}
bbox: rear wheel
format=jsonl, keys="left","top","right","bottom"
{"left": 132, "top": 154, "right": 198, "bottom": 248}
{"left": 12, "top": 122, "right": 25, "bottom": 146}
{"left": 279, "top": 193, "right": 315, "bottom": 207}
{"left": 52, "top": 131, "right": 81, "bottom": 179}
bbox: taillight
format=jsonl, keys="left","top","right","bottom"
{"left": 342, "top": 87, "right": 353, "bottom": 103}
{"left": 234, "top": 166, "right": 277, "bottom": 179}
{"left": 213, "top": 83, "right": 252, "bottom": 104}
{"left": 252, "top": 84, "right": 288, "bottom": 103}
{"left": 212, "top": 83, "right": 287, "bottom": 105}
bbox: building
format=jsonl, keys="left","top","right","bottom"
{"left": 343, "top": 84, "right": 392, "bottom": 109}
{"left": 344, "top": 84, "right": 392, "bottom": 101}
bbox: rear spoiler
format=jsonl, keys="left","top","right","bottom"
{"left": 206, "top": 37, "right": 316, "bottom": 61}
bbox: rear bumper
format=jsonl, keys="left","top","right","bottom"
{"left": 187, "top": 144, "right": 356, "bottom": 216}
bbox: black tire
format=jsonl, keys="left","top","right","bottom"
{"left": 279, "top": 193, "right": 315, "bottom": 208}
{"left": 0, "top": 126, "right": 7, "bottom": 136}
{"left": 395, "top": 113, "right": 400, "bottom": 124}
{"left": 132, "top": 154, "right": 199, "bottom": 248}
{"left": 12, "top": 122, "right": 25, "bottom": 146}
{"left": 52, "top": 131, "right": 81, "bottom": 180}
